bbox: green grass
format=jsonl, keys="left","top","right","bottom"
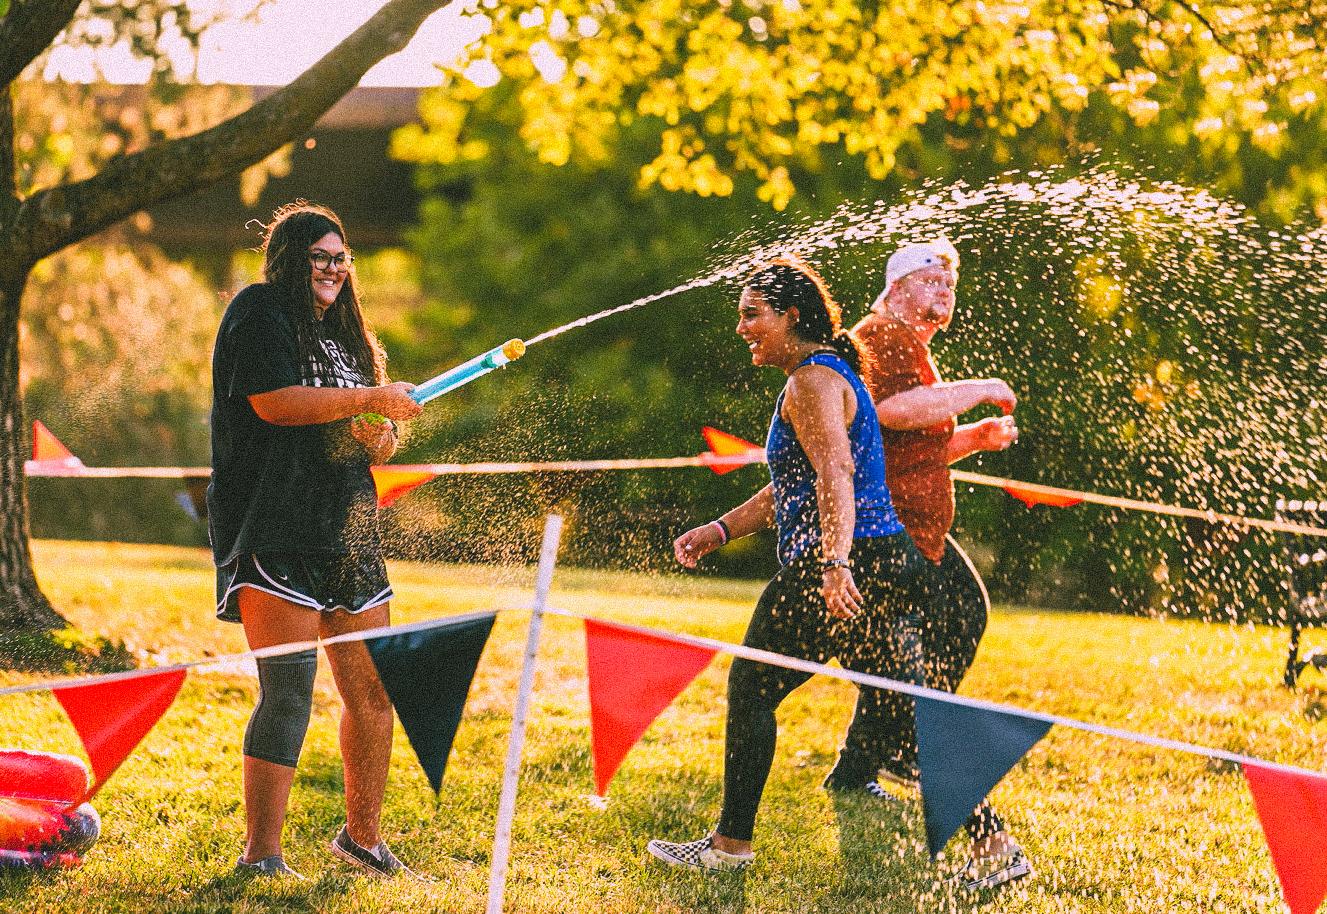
{"left": 2, "top": 539, "right": 1325, "bottom": 913}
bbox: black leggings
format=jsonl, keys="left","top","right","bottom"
{"left": 717, "top": 534, "right": 930, "bottom": 842}
{"left": 827, "top": 534, "right": 1004, "bottom": 843}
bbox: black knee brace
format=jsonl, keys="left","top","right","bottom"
{"left": 243, "top": 649, "right": 317, "bottom": 768}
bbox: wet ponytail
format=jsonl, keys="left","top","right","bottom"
{"left": 828, "top": 329, "right": 868, "bottom": 375}
{"left": 744, "top": 256, "right": 871, "bottom": 376}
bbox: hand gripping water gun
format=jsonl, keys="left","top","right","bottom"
{"left": 354, "top": 339, "right": 526, "bottom": 427}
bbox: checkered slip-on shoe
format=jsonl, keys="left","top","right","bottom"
{"left": 647, "top": 834, "right": 753, "bottom": 872}
{"left": 234, "top": 854, "right": 306, "bottom": 880}
{"left": 952, "top": 847, "right": 1034, "bottom": 891}
{"left": 330, "top": 825, "right": 425, "bottom": 881}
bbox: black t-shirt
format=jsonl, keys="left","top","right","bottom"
{"left": 207, "top": 283, "right": 380, "bottom": 566}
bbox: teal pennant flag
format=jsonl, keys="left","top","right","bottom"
{"left": 366, "top": 614, "right": 496, "bottom": 793}
{"left": 915, "top": 695, "right": 1052, "bottom": 855}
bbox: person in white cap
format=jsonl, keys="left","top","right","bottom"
{"left": 823, "top": 237, "right": 1031, "bottom": 891}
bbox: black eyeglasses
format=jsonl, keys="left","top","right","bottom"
{"left": 309, "top": 250, "right": 353, "bottom": 271}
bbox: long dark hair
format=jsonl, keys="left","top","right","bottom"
{"left": 259, "top": 200, "right": 386, "bottom": 384}
{"left": 744, "top": 256, "right": 868, "bottom": 375}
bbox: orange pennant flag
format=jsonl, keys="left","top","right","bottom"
{"left": 700, "top": 426, "right": 764, "bottom": 476}
{"left": 372, "top": 466, "right": 440, "bottom": 507}
{"left": 1003, "top": 485, "right": 1083, "bottom": 509}
{"left": 29, "top": 422, "right": 84, "bottom": 470}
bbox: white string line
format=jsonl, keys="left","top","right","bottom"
{"left": 544, "top": 606, "right": 1327, "bottom": 783}
{"left": 0, "top": 608, "right": 503, "bottom": 698}
{"left": 3, "top": 602, "right": 1324, "bottom": 783}
{"left": 27, "top": 453, "right": 1327, "bottom": 537}
{"left": 949, "top": 469, "right": 1327, "bottom": 538}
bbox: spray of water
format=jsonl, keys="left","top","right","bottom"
{"left": 502, "top": 163, "right": 1327, "bottom": 626}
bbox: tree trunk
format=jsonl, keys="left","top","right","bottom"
{"left": 0, "top": 270, "right": 65, "bottom": 632}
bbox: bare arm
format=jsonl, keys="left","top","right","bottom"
{"left": 722, "top": 484, "right": 776, "bottom": 538}
{"left": 673, "top": 484, "right": 773, "bottom": 568}
{"left": 785, "top": 365, "right": 863, "bottom": 619}
{"left": 876, "top": 379, "right": 1016, "bottom": 431}
{"left": 785, "top": 366, "right": 856, "bottom": 565}
{"left": 248, "top": 382, "right": 421, "bottom": 426}
{"left": 946, "top": 415, "right": 1019, "bottom": 464}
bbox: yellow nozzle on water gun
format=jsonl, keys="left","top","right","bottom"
{"left": 502, "top": 339, "right": 527, "bottom": 361}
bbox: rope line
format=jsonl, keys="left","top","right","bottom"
{"left": 3, "top": 604, "right": 1323, "bottom": 783}
{"left": 26, "top": 452, "right": 1327, "bottom": 537}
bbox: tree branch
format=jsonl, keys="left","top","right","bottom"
{"left": 0, "top": 0, "right": 84, "bottom": 86}
{"left": 1100, "top": 0, "right": 1240, "bottom": 58}
{"left": 10, "top": 0, "right": 450, "bottom": 267}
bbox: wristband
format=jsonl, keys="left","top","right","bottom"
{"left": 713, "top": 519, "right": 731, "bottom": 544}
{"left": 820, "top": 558, "right": 852, "bottom": 571}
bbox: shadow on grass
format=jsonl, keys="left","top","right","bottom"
{"left": 827, "top": 790, "right": 962, "bottom": 914}
{"left": 0, "top": 866, "right": 43, "bottom": 905}
{"left": 188, "top": 868, "right": 354, "bottom": 912}
{"left": 1298, "top": 683, "right": 1327, "bottom": 721}
{"left": 0, "top": 626, "right": 133, "bottom": 674}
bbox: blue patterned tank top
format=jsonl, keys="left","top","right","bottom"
{"left": 766, "top": 351, "right": 903, "bottom": 565}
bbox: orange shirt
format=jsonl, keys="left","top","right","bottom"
{"left": 851, "top": 316, "right": 954, "bottom": 563}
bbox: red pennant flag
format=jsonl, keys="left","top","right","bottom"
{"left": 585, "top": 619, "right": 717, "bottom": 796}
{"left": 27, "top": 421, "right": 85, "bottom": 472}
{"left": 1003, "top": 484, "right": 1083, "bottom": 509}
{"left": 372, "top": 466, "right": 440, "bottom": 507}
{"left": 701, "top": 426, "right": 763, "bottom": 475}
{"left": 1244, "top": 763, "right": 1327, "bottom": 914}
{"left": 52, "top": 668, "right": 187, "bottom": 794}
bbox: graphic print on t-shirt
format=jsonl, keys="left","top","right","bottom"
{"left": 301, "top": 333, "right": 367, "bottom": 389}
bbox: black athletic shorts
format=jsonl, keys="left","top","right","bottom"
{"left": 216, "top": 552, "right": 393, "bottom": 623}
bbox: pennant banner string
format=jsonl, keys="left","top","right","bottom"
{"left": 26, "top": 455, "right": 1326, "bottom": 538}
{"left": 540, "top": 607, "right": 1327, "bottom": 784}
{"left": 4, "top": 603, "right": 1325, "bottom": 786}
{"left": 949, "top": 469, "right": 1327, "bottom": 538}
{"left": 0, "top": 609, "right": 505, "bottom": 699}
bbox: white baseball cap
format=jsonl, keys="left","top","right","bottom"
{"left": 882, "top": 237, "right": 960, "bottom": 299}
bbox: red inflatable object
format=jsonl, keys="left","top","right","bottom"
{"left": 0, "top": 750, "right": 100, "bottom": 871}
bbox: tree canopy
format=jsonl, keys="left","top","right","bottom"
{"left": 396, "top": 0, "right": 1327, "bottom": 219}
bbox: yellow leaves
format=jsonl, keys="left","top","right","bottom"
{"left": 1289, "top": 90, "right": 1318, "bottom": 114}
{"left": 391, "top": 93, "right": 480, "bottom": 166}
{"left": 1193, "top": 115, "right": 1224, "bottom": 139}
{"left": 639, "top": 128, "right": 734, "bottom": 197}
{"left": 756, "top": 166, "right": 794, "bottom": 210}
{"left": 1077, "top": 254, "right": 1122, "bottom": 320}
{"left": 387, "top": 0, "right": 1327, "bottom": 208}
{"left": 1127, "top": 97, "right": 1161, "bottom": 127}
{"left": 238, "top": 144, "right": 292, "bottom": 208}
{"left": 1133, "top": 360, "right": 1188, "bottom": 412}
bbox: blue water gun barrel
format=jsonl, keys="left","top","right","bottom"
{"left": 410, "top": 339, "right": 527, "bottom": 405}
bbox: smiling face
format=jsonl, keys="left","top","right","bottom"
{"left": 872, "top": 263, "right": 957, "bottom": 340}
{"left": 308, "top": 231, "right": 349, "bottom": 313}
{"left": 737, "top": 287, "right": 801, "bottom": 370}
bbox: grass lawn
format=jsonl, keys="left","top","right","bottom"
{"left": 2, "top": 539, "right": 1325, "bottom": 913}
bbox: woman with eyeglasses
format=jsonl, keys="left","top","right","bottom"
{"left": 208, "top": 201, "right": 423, "bottom": 879}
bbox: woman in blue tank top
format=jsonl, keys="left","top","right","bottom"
{"left": 648, "top": 259, "right": 933, "bottom": 872}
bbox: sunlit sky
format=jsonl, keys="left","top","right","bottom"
{"left": 42, "top": 1, "right": 488, "bottom": 87}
